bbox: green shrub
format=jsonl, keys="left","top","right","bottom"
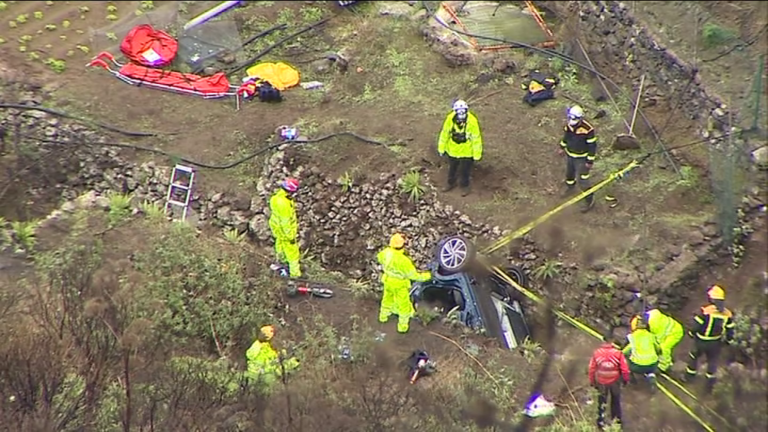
{"left": 11, "top": 219, "right": 37, "bottom": 251}
{"left": 702, "top": 23, "right": 737, "bottom": 48}
{"left": 133, "top": 223, "right": 276, "bottom": 350}
{"left": 107, "top": 192, "right": 133, "bottom": 226}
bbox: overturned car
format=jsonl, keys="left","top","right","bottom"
{"left": 410, "top": 235, "right": 532, "bottom": 349}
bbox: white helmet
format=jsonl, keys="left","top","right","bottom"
{"left": 567, "top": 105, "right": 584, "bottom": 126}
{"left": 453, "top": 99, "right": 469, "bottom": 122}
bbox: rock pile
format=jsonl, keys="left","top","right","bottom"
{"left": 255, "top": 148, "right": 507, "bottom": 279}
{"left": 564, "top": 1, "right": 736, "bottom": 127}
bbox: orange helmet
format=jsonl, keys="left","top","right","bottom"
{"left": 630, "top": 315, "right": 648, "bottom": 331}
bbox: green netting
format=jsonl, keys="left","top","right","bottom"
{"left": 708, "top": 135, "right": 748, "bottom": 244}
{"left": 455, "top": 2, "right": 551, "bottom": 48}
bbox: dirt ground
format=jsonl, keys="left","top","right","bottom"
{"left": 1, "top": 1, "right": 766, "bottom": 431}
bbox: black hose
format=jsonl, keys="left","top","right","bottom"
{"left": 190, "top": 24, "right": 288, "bottom": 75}
{"left": 16, "top": 131, "right": 395, "bottom": 170}
{"left": 226, "top": 17, "right": 332, "bottom": 75}
{"left": 0, "top": 104, "right": 175, "bottom": 137}
{"left": 239, "top": 23, "right": 289, "bottom": 51}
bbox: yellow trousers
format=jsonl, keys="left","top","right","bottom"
{"left": 274, "top": 237, "right": 301, "bottom": 278}
{"left": 379, "top": 280, "right": 414, "bottom": 333}
{"left": 658, "top": 323, "right": 684, "bottom": 372}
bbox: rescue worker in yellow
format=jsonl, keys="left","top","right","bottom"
{"left": 631, "top": 308, "right": 684, "bottom": 374}
{"left": 245, "top": 325, "right": 299, "bottom": 385}
{"left": 377, "top": 233, "right": 431, "bottom": 333}
{"left": 623, "top": 316, "right": 661, "bottom": 387}
{"left": 438, "top": 100, "right": 483, "bottom": 196}
{"left": 269, "top": 177, "right": 301, "bottom": 278}
{"left": 684, "top": 285, "right": 735, "bottom": 393}
{"left": 558, "top": 105, "right": 598, "bottom": 212}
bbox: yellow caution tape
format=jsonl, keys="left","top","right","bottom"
{"left": 488, "top": 265, "right": 720, "bottom": 432}
{"left": 657, "top": 383, "right": 716, "bottom": 432}
{"left": 658, "top": 373, "right": 731, "bottom": 428}
{"left": 481, "top": 160, "right": 640, "bottom": 255}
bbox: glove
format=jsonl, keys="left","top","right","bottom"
{"left": 585, "top": 161, "right": 594, "bottom": 170}
{"left": 557, "top": 148, "right": 565, "bottom": 156}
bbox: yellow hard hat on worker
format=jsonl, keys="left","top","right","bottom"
{"left": 390, "top": 233, "right": 406, "bottom": 249}
{"left": 707, "top": 284, "right": 726, "bottom": 301}
{"left": 630, "top": 314, "right": 648, "bottom": 331}
{"left": 260, "top": 325, "right": 275, "bottom": 341}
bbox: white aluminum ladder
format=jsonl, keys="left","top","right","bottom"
{"left": 164, "top": 164, "right": 195, "bottom": 221}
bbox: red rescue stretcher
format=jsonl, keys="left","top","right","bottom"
{"left": 87, "top": 51, "right": 238, "bottom": 99}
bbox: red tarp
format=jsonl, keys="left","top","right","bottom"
{"left": 120, "top": 24, "right": 178, "bottom": 67}
{"left": 119, "top": 62, "right": 232, "bottom": 95}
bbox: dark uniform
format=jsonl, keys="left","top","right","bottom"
{"left": 685, "top": 304, "right": 735, "bottom": 391}
{"left": 560, "top": 120, "right": 598, "bottom": 209}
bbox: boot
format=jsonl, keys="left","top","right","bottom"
{"left": 580, "top": 195, "right": 595, "bottom": 213}
{"left": 705, "top": 378, "right": 716, "bottom": 394}
{"left": 646, "top": 373, "right": 657, "bottom": 393}
{"left": 443, "top": 184, "right": 455, "bottom": 193}
{"left": 561, "top": 184, "right": 576, "bottom": 197}
{"left": 460, "top": 185, "right": 471, "bottom": 197}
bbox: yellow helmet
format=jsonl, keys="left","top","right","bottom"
{"left": 707, "top": 285, "right": 725, "bottom": 301}
{"left": 390, "top": 233, "right": 406, "bottom": 249}
{"left": 260, "top": 325, "right": 275, "bottom": 341}
{"left": 630, "top": 315, "right": 647, "bottom": 331}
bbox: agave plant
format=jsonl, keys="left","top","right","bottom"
{"left": 107, "top": 192, "right": 133, "bottom": 226}
{"left": 399, "top": 170, "right": 426, "bottom": 203}
{"left": 11, "top": 220, "right": 37, "bottom": 251}
{"left": 223, "top": 228, "right": 245, "bottom": 244}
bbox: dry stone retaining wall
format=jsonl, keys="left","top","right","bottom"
{"left": 550, "top": 1, "right": 734, "bottom": 131}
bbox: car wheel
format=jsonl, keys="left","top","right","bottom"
{"left": 491, "top": 265, "right": 529, "bottom": 302}
{"left": 436, "top": 235, "right": 476, "bottom": 274}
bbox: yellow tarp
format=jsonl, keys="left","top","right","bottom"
{"left": 246, "top": 62, "right": 300, "bottom": 91}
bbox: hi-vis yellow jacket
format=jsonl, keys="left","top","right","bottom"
{"left": 438, "top": 111, "right": 483, "bottom": 160}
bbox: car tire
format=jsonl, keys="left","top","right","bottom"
{"left": 436, "top": 235, "right": 476, "bottom": 274}
{"left": 491, "top": 265, "right": 529, "bottom": 302}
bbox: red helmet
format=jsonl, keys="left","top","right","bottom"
{"left": 281, "top": 177, "right": 299, "bottom": 193}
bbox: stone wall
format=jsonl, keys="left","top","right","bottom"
{"left": 0, "top": 106, "right": 510, "bottom": 280}
{"left": 548, "top": 0, "right": 733, "bottom": 129}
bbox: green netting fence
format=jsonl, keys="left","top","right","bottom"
{"left": 709, "top": 54, "right": 765, "bottom": 246}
